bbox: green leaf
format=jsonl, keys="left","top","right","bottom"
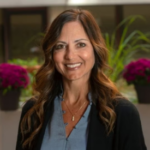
{"left": 104, "top": 15, "right": 150, "bottom": 82}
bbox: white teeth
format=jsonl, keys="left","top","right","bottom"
{"left": 66, "top": 63, "right": 81, "bottom": 68}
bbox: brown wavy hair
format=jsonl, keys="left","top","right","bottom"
{"left": 20, "top": 9, "right": 123, "bottom": 149}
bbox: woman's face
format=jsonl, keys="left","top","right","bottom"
{"left": 53, "top": 21, "right": 95, "bottom": 82}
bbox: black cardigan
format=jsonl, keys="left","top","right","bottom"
{"left": 16, "top": 98, "right": 147, "bottom": 150}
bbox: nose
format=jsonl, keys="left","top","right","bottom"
{"left": 64, "top": 46, "right": 75, "bottom": 60}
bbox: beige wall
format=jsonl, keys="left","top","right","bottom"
{"left": 48, "top": 6, "right": 66, "bottom": 24}
{"left": 47, "top": 6, "right": 77, "bottom": 25}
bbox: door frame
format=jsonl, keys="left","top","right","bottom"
{"left": 2, "top": 7, "right": 48, "bottom": 62}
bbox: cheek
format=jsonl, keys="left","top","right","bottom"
{"left": 82, "top": 49, "right": 95, "bottom": 64}
{"left": 53, "top": 53, "right": 64, "bottom": 73}
{"left": 53, "top": 53, "right": 62, "bottom": 64}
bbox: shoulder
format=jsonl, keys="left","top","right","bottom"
{"left": 115, "top": 98, "right": 138, "bottom": 115}
{"left": 113, "top": 100, "right": 147, "bottom": 149}
{"left": 114, "top": 98, "right": 141, "bottom": 126}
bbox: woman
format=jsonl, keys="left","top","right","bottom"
{"left": 16, "top": 9, "right": 147, "bottom": 150}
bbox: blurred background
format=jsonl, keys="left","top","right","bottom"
{"left": 0, "top": 0, "right": 150, "bottom": 150}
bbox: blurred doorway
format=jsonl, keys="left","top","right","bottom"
{"left": 2, "top": 7, "right": 47, "bottom": 62}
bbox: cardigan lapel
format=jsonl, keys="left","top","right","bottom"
{"left": 87, "top": 104, "right": 113, "bottom": 150}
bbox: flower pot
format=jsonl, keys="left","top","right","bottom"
{"left": 134, "top": 85, "right": 150, "bottom": 104}
{"left": 0, "top": 89, "right": 21, "bottom": 111}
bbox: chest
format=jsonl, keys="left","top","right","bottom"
{"left": 40, "top": 98, "right": 92, "bottom": 150}
{"left": 61, "top": 100, "right": 89, "bottom": 137}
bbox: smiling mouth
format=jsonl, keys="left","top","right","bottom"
{"left": 65, "top": 63, "right": 82, "bottom": 68}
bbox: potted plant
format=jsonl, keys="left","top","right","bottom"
{"left": 105, "top": 15, "right": 150, "bottom": 82}
{"left": 0, "top": 63, "right": 30, "bottom": 110}
{"left": 8, "top": 58, "right": 41, "bottom": 102}
{"left": 123, "top": 58, "right": 150, "bottom": 103}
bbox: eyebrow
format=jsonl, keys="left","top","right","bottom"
{"left": 57, "top": 39, "right": 88, "bottom": 44}
{"left": 56, "top": 41, "right": 67, "bottom": 44}
{"left": 74, "top": 39, "right": 88, "bottom": 43}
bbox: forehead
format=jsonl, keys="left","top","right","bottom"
{"left": 58, "top": 21, "right": 89, "bottom": 41}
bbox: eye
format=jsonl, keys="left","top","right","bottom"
{"left": 54, "top": 44, "right": 66, "bottom": 50}
{"left": 77, "top": 43, "right": 86, "bottom": 48}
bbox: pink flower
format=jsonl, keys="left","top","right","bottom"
{"left": 0, "top": 63, "right": 30, "bottom": 89}
{"left": 123, "top": 58, "right": 150, "bottom": 85}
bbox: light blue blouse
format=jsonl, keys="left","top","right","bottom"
{"left": 41, "top": 93, "right": 92, "bottom": 150}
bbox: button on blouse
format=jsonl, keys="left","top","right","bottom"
{"left": 41, "top": 93, "right": 92, "bottom": 150}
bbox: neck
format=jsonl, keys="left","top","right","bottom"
{"left": 62, "top": 78, "right": 89, "bottom": 105}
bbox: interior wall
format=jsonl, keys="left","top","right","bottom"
{"left": 48, "top": 5, "right": 150, "bottom": 35}
{"left": 78, "top": 5, "right": 116, "bottom": 34}
{"left": 124, "top": 4, "right": 150, "bottom": 33}
{"left": 47, "top": 6, "right": 77, "bottom": 25}
{"left": 48, "top": 5, "right": 115, "bottom": 35}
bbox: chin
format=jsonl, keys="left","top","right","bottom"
{"left": 64, "top": 73, "right": 90, "bottom": 82}
{"left": 66, "top": 75, "right": 81, "bottom": 81}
